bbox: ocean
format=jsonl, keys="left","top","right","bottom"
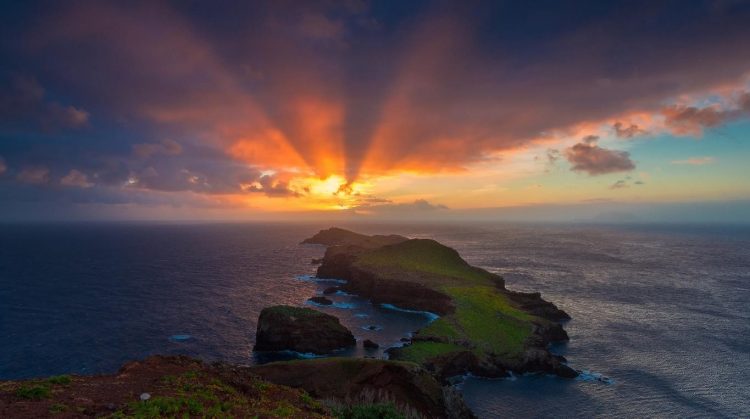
{"left": 1, "top": 222, "right": 748, "bottom": 418}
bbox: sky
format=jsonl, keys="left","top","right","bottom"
{"left": 1, "top": 0, "right": 750, "bottom": 222}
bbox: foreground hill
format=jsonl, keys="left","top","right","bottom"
{"left": 307, "top": 228, "right": 576, "bottom": 379}
{"left": 0, "top": 356, "right": 328, "bottom": 418}
{"left": 1, "top": 356, "right": 453, "bottom": 418}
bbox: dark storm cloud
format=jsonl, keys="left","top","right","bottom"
{"left": 565, "top": 137, "right": 635, "bottom": 176}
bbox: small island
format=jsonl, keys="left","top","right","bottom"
{"left": 254, "top": 305, "right": 355, "bottom": 354}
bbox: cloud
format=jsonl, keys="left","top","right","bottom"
{"left": 613, "top": 122, "right": 647, "bottom": 138}
{"left": 609, "top": 175, "right": 646, "bottom": 189}
{"left": 17, "top": 166, "right": 50, "bottom": 184}
{"left": 410, "top": 199, "right": 448, "bottom": 211}
{"left": 351, "top": 198, "right": 448, "bottom": 215}
{"left": 242, "top": 174, "right": 299, "bottom": 197}
{"left": 565, "top": 137, "right": 635, "bottom": 176}
{"left": 133, "top": 139, "right": 183, "bottom": 159}
{"left": 546, "top": 149, "right": 561, "bottom": 164}
{"left": 60, "top": 169, "right": 93, "bottom": 188}
{"left": 0, "top": 156, "right": 6, "bottom": 174}
{"left": 124, "top": 158, "right": 299, "bottom": 198}
{"left": 299, "top": 13, "right": 344, "bottom": 40}
{"left": 671, "top": 156, "right": 716, "bottom": 165}
{"left": 662, "top": 92, "right": 750, "bottom": 136}
{"left": 0, "top": 75, "right": 89, "bottom": 131}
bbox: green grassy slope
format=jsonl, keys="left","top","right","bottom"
{"left": 352, "top": 239, "right": 544, "bottom": 365}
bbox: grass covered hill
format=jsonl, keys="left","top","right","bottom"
{"left": 307, "top": 228, "right": 576, "bottom": 379}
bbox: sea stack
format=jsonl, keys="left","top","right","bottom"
{"left": 253, "top": 305, "right": 355, "bottom": 354}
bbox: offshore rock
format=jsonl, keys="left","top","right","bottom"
{"left": 253, "top": 305, "right": 354, "bottom": 355}
{"left": 308, "top": 296, "right": 333, "bottom": 306}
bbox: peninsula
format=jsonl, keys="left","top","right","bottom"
{"left": 304, "top": 227, "right": 576, "bottom": 379}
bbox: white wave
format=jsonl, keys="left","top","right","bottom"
{"left": 380, "top": 303, "right": 439, "bottom": 321}
{"left": 294, "top": 275, "right": 347, "bottom": 284}
{"left": 576, "top": 370, "right": 614, "bottom": 384}
{"left": 304, "top": 300, "right": 357, "bottom": 309}
{"left": 279, "top": 350, "right": 326, "bottom": 359}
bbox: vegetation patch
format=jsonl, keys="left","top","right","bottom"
{"left": 407, "top": 285, "right": 537, "bottom": 361}
{"left": 49, "top": 403, "right": 69, "bottom": 413}
{"left": 46, "top": 375, "right": 72, "bottom": 385}
{"left": 111, "top": 367, "right": 325, "bottom": 418}
{"left": 445, "top": 286, "right": 535, "bottom": 356}
{"left": 351, "top": 239, "right": 543, "bottom": 363}
{"left": 15, "top": 384, "right": 51, "bottom": 400}
{"left": 391, "top": 342, "right": 466, "bottom": 364}
{"left": 355, "top": 239, "right": 494, "bottom": 284}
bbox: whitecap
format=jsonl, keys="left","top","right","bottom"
{"left": 380, "top": 303, "right": 439, "bottom": 321}
{"left": 305, "top": 300, "right": 357, "bottom": 309}
{"left": 295, "top": 274, "right": 347, "bottom": 283}
{"left": 279, "top": 350, "right": 326, "bottom": 359}
{"left": 576, "top": 370, "right": 614, "bottom": 384}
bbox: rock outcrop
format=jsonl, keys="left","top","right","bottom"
{"left": 253, "top": 305, "right": 355, "bottom": 354}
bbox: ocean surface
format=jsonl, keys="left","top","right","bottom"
{"left": 1, "top": 222, "right": 748, "bottom": 418}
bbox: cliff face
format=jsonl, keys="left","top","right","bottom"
{"left": 306, "top": 228, "right": 576, "bottom": 379}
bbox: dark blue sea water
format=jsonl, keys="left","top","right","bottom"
{"left": 1, "top": 222, "right": 748, "bottom": 418}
